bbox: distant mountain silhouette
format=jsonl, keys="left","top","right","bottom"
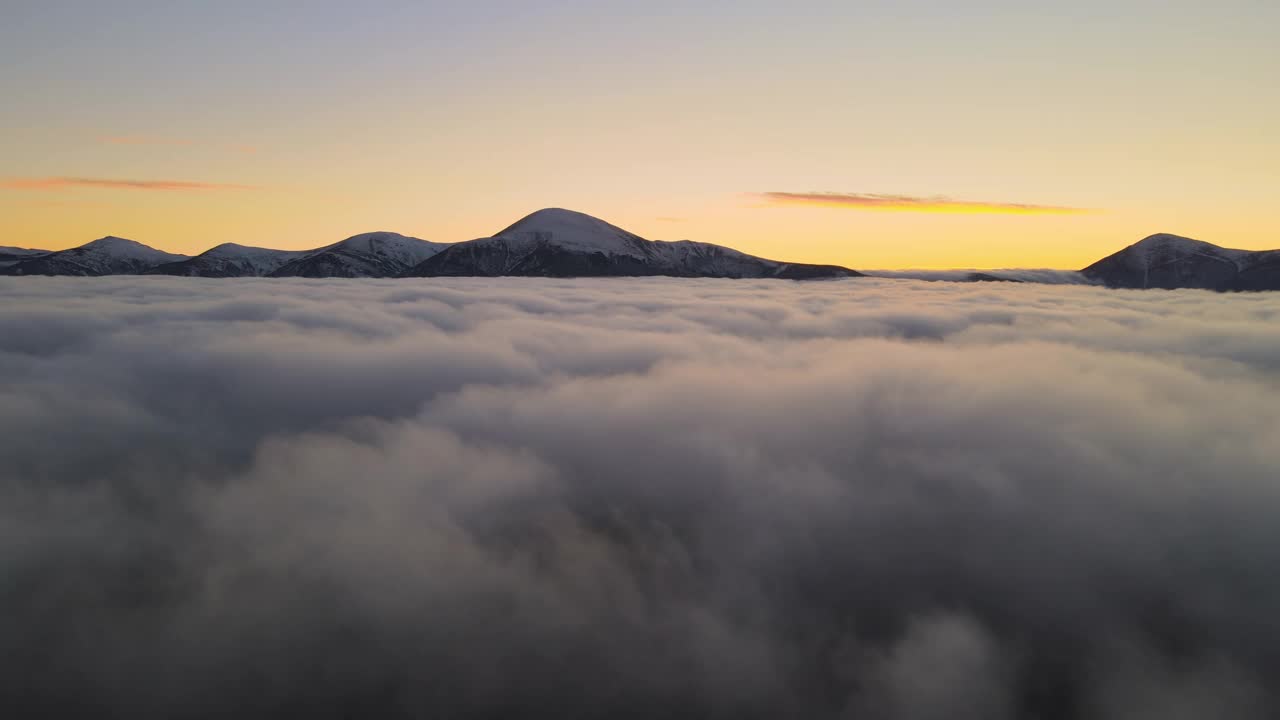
{"left": 1, "top": 237, "right": 187, "bottom": 276}
{"left": 8, "top": 219, "right": 1279, "bottom": 290}
{"left": 1082, "top": 234, "right": 1280, "bottom": 291}
{"left": 404, "top": 208, "right": 859, "bottom": 279}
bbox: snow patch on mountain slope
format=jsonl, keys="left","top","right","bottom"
{"left": 270, "top": 232, "right": 448, "bottom": 278}
{"left": 71, "top": 237, "right": 189, "bottom": 273}
{"left": 647, "top": 239, "right": 776, "bottom": 275}
{"left": 407, "top": 209, "right": 860, "bottom": 279}
{"left": 82, "top": 236, "right": 184, "bottom": 262}
{"left": 495, "top": 208, "right": 652, "bottom": 258}
{"left": 1126, "top": 234, "right": 1252, "bottom": 272}
{"left": 3, "top": 236, "right": 187, "bottom": 276}
{"left": 329, "top": 232, "right": 449, "bottom": 266}
{"left": 152, "top": 243, "right": 311, "bottom": 277}
{"left": 1081, "top": 233, "right": 1280, "bottom": 290}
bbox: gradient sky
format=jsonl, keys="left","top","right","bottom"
{"left": 2, "top": 0, "right": 1277, "bottom": 268}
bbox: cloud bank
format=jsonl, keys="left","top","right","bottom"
{"left": 2, "top": 276, "right": 1279, "bottom": 719}
{"left": 1, "top": 177, "right": 255, "bottom": 192}
{"left": 863, "top": 268, "right": 1098, "bottom": 284}
{"left": 759, "top": 191, "right": 1091, "bottom": 214}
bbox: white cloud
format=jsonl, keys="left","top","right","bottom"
{"left": 2, "top": 276, "right": 1279, "bottom": 718}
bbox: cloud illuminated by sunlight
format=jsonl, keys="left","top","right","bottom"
{"left": 2, "top": 177, "right": 256, "bottom": 192}
{"left": 757, "top": 192, "right": 1093, "bottom": 215}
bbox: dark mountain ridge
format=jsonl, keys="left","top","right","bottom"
{"left": 404, "top": 208, "right": 860, "bottom": 279}
{"left": 1, "top": 236, "right": 187, "bottom": 276}
{"left": 8, "top": 218, "right": 1277, "bottom": 289}
{"left": 1081, "top": 233, "right": 1280, "bottom": 291}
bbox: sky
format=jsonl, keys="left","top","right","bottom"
{"left": 1, "top": 0, "right": 1277, "bottom": 268}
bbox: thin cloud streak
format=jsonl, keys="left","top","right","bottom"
{"left": 1, "top": 177, "right": 256, "bottom": 192}
{"left": 758, "top": 191, "right": 1093, "bottom": 215}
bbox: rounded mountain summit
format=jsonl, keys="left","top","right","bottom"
{"left": 402, "top": 208, "right": 861, "bottom": 279}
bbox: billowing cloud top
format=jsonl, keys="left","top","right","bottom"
{"left": 2, "top": 276, "right": 1279, "bottom": 719}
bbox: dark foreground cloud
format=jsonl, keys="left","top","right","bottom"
{"left": 2, "top": 276, "right": 1279, "bottom": 719}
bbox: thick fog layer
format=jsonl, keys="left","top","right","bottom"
{"left": 3, "top": 276, "right": 1279, "bottom": 719}
{"left": 862, "top": 268, "right": 1096, "bottom": 284}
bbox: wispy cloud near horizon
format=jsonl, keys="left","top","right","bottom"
{"left": 1, "top": 177, "right": 256, "bottom": 192}
{"left": 757, "top": 192, "right": 1093, "bottom": 215}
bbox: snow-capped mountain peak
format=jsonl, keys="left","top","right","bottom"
{"left": 330, "top": 232, "right": 447, "bottom": 265}
{"left": 202, "top": 242, "right": 263, "bottom": 256}
{"left": 500, "top": 208, "right": 626, "bottom": 235}
{"left": 1082, "top": 233, "right": 1280, "bottom": 290}
{"left": 145, "top": 232, "right": 449, "bottom": 278}
{"left": 484, "top": 208, "right": 653, "bottom": 260}
{"left": 406, "top": 208, "right": 860, "bottom": 279}
{"left": 269, "top": 232, "right": 448, "bottom": 278}
{"left": 2, "top": 236, "right": 187, "bottom": 276}
{"left": 81, "top": 235, "right": 167, "bottom": 255}
{"left": 148, "top": 242, "right": 310, "bottom": 277}
{"left": 1127, "top": 233, "right": 1249, "bottom": 267}
{"left": 5, "top": 209, "right": 860, "bottom": 281}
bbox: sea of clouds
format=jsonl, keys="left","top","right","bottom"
{"left": 2, "top": 275, "right": 1279, "bottom": 719}
{"left": 861, "top": 268, "right": 1097, "bottom": 284}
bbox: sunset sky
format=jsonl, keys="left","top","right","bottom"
{"left": 2, "top": 0, "right": 1276, "bottom": 269}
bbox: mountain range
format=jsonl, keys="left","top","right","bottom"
{"left": 405, "top": 209, "right": 856, "bottom": 279}
{"left": 4, "top": 210, "right": 1277, "bottom": 289}
{"left": 147, "top": 232, "right": 447, "bottom": 278}
{"left": 0, "top": 236, "right": 188, "bottom": 276}
{"left": 2, "top": 209, "right": 858, "bottom": 281}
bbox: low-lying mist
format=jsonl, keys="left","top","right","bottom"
{"left": 3, "top": 276, "right": 1279, "bottom": 719}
